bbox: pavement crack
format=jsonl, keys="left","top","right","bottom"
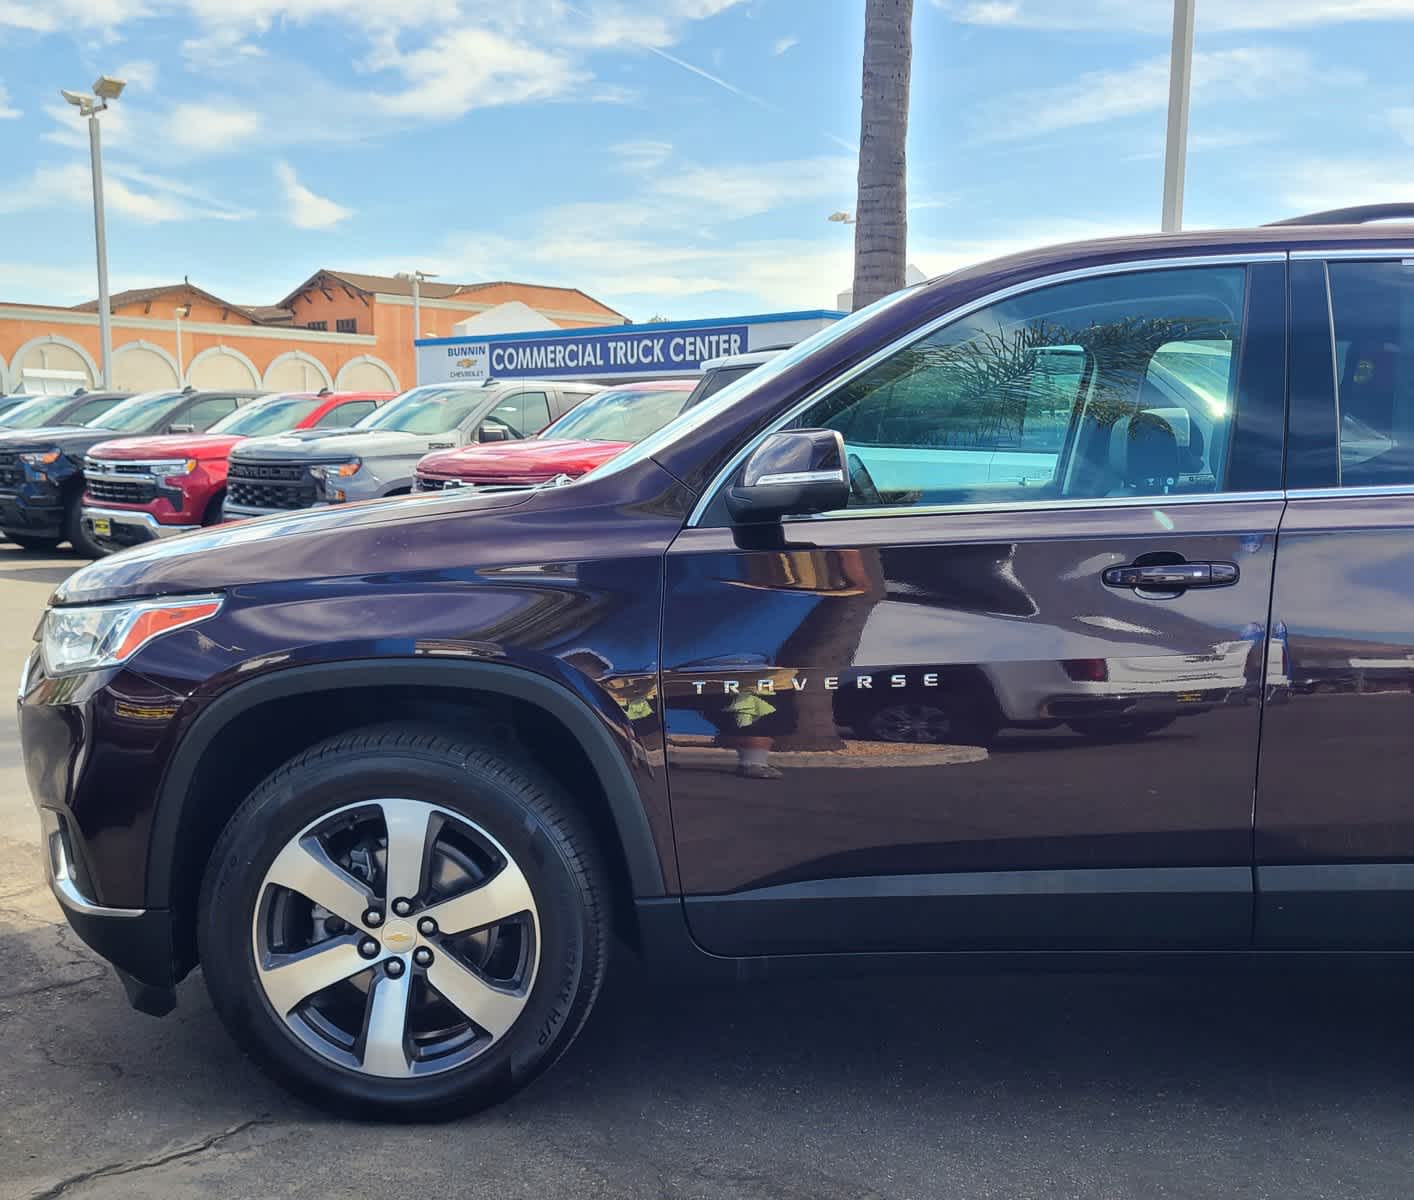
{"left": 0, "top": 970, "right": 106, "bottom": 1001}
{"left": 25, "top": 1117, "right": 272, "bottom": 1200}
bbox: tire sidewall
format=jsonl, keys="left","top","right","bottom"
{"left": 200, "top": 738, "right": 600, "bottom": 1118}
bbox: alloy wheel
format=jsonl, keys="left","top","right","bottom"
{"left": 250, "top": 798, "right": 539, "bottom": 1079}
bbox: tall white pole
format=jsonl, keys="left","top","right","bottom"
{"left": 88, "top": 112, "right": 113, "bottom": 387}
{"left": 1161, "top": 0, "right": 1196, "bottom": 233}
{"left": 174, "top": 310, "right": 184, "bottom": 386}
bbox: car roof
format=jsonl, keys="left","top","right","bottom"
{"left": 700, "top": 349, "right": 782, "bottom": 371}
{"left": 591, "top": 379, "right": 697, "bottom": 393}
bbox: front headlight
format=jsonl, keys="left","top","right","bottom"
{"left": 146, "top": 458, "right": 198, "bottom": 477}
{"left": 41, "top": 594, "right": 223, "bottom": 676}
{"left": 20, "top": 449, "right": 61, "bottom": 467}
{"left": 311, "top": 458, "right": 362, "bottom": 481}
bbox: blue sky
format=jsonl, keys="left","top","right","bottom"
{"left": 1, "top": 0, "right": 1413, "bottom": 321}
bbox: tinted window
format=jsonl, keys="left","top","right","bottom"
{"left": 684, "top": 365, "right": 756, "bottom": 410}
{"left": 88, "top": 391, "right": 187, "bottom": 433}
{"left": 788, "top": 265, "right": 1247, "bottom": 510}
{"left": 184, "top": 395, "right": 240, "bottom": 430}
{"left": 483, "top": 390, "right": 552, "bottom": 439}
{"left": 360, "top": 385, "right": 490, "bottom": 434}
{"left": 0, "top": 394, "right": 81, "bottom": 428}
{"left": 1328, "top": 261, "right": 1414, "bottom": 485}
{"left": 67, "top": 396, "right": 125, "bottom": 425}
{"left": 317, "top": 400, "right": 375, "bottom": 428}
{"left": 211, "top": 395, "right": 321, "bottom": 436}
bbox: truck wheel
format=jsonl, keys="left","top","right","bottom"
{"left": 198, "top": 723, "right": 611, "bottom": 1120}
{"left": 64, "top": 497, "right": 105, "bottom": 559}
{"left": 4, "top": 533, "right": 60, "bottom": 551}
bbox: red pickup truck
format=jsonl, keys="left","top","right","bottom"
{"left": 81, "top": 390, "right": 391, "bottom": 553}
{"left": 413, "top": 380, "right": 696, "bottom": 491}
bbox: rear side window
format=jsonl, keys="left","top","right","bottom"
{"left": 685, "top": 365, "right": 755, "bottom": 410}
{"left": 68, "top": 396, "right": 124, "bottom": 424}
{"left": 1327, "top": 261, "right": 1414, "bottom": 486}
{"left": 184, "top": 394, "right": 239, "bottom": 430}
{"left": 785, "top": 264, "right": 1249, "bottom": 511}
{"left": 483, "top": 390, "right": 552, "bottom": 439}
{"left": 317, "top": 400, "right": 375, "bottom": 428}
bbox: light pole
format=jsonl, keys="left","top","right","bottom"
{"left": 173, "top": 304, "right": 190, "bottom": 386}
{"left": 61, "top": 76, "right": 126, "bottom": 389}
{"left": 1161, "top": 0, "right": 1195, "bottom": 232}
{"left": 395, "top": 269, "right": 438, "bottom": 384}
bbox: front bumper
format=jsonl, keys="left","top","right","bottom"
{"left": 82, "top": 505, "right": 198, "bottom": 549}
{"left": 0, "top": 483, "right": 64, "bottom": 538}
{"left": 40, "top": 808, "right": 177, "bottom": 1008}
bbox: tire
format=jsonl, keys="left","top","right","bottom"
{"left": 4, "top": 533, "right": 60, "bottom": 551}
{"left": 854, "top": 698, "right": 997, "bottom": 746}
{"left": 198, "top": 723, "right": 611, "bottom": 1120}
{"left": 1066, "top": 715, "right": 1175, "bottom": 742}
{"left": 202, "top": 491, "right": 226, "bottom": 526}
{"left": 65, "top": 496, "right": 105, "bottom": 559}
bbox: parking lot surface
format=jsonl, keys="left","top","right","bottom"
{"left": 4, "top": 543, "right": 1414, "bottom": 1199}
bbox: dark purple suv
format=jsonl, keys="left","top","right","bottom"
{"left": 21, "top": 207, "right": 1414, "bottom": 1118}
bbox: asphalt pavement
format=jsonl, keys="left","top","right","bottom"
{"left": 3, "top": 542, "right": 1414, "bottom": 1199}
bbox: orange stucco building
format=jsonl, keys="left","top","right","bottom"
{"left": 0, "top": 271, "right": 627, "bottom": 395}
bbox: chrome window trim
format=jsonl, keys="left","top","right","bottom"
{"left": 778, "top": 490, "right": 1287, "bottom": 524}
{"left": 1286, "top": 484, "right": 1414, "bottom": 500}
{"left": 688, "top": 251, "right": 1286, "bottom": 528}
{"left": 1291, "top": 247, "right": 1414, "bottom": 260}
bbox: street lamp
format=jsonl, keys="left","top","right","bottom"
{"left": 61, "top": 75, "right": 126, "bottom": 390}
{"left": 173, "top": 305, "right": 191, "bottom": 386}
{"left": 395, "top": 269, "right": 438, "bottom": 385}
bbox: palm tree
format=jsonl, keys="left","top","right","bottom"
{"left": 851, "top": 0, "right": 914, "bottom": 311}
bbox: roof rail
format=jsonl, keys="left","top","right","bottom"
{"left": 1267, "top": 203, "right": 1414, "bottom": 227}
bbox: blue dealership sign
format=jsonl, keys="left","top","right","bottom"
{"left": 415, "top": 311, "right": 844, "bottom": 384}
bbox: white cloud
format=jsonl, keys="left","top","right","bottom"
{"left": 163, "top": 103, "right": 261, "bottom": 153}
{"left": 0, "top": 81, "right": 18, "bottom": 120}
{"left": 654, "top": 156, "right": 856, "bottom": 219}
{"left": 0, "top": 163, "right": 244, "bottom": 224}
{"left": 939, "top": 0, "right": 1414, "bottom": 31}
{"left": 975, "top": 48, "right": 1346, "bottom": 142}
{"left": 1277, "top": 157, "right": 1414, "bottom": 215}
{"left": 114, "top": 60, "right": 159, "bottom": 91}
{"left": 181, "top": 28, "right": 268, "bottom": 66}
{"left": 275, "top": 161, "right": 352, "bottom": 230}
{"left": 0, "top": 0, "right": 150, "bottom": 33}
{"left": 613, "top": 139, "right": 674, "bottom": 171}
{"left": 773, "top": 35, "right": 798, "bottom": 55}
{"left": 368, "top": 29, "right": 584, "bottom": 117}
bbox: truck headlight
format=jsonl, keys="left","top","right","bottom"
{"left": 146, "top": 458, "right": 198, "bottom": 478}
{"left": 311, "top": 459, "right": 361, "bottom": 501}
{"left": 41, "top": 594, "right": 223, "bottom": 676}
{"left": 20, "top": 449, "right": 61, "bottom": 467}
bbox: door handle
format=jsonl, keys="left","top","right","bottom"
{"left": 1102, "top": 561, "right": 1239, "bottom": 589}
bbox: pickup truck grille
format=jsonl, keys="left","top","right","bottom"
{"left": 414, "top": 475, "right": 459, "bottom": 492}
{"left": 227, "top": 460, "right": 318, "bottom": 510}
{"left": 0, "top": 451, "right": 20, "bottom": 488}
{"left": 83, "top": 459, "right": 160, "bottom": 505}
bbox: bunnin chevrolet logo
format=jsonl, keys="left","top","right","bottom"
{"left": 687, "top": 670, "right": 946, "bottom": 696}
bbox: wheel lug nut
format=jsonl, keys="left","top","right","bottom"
{"left": 363, "top": 908, "right": 383, "bottom": 927}
{"left": 417, "top": 916, "right": 437, "bottom": 936}
{"left": 385, "top": 958, "right": 405, "bottom": 978}
{"left": 358, "top": 938, "right": 380, "bottom": 959}
{"left": 412, "top": 947, "right": 433, "bottom": 967}
{"left": 391, "top": 897, "right": 413, "bottom": 917}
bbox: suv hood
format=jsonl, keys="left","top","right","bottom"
{"left": 420, "top": 438, "right": 629, "bottom": 482}
{"left": 87, "top": 432, "right": 244, "bottom": 461}
{"left": 234, "top": 428, "right": 455, "bottom": 462}
{"left": 53, "top": 486, "right": 540, "bottom": 604}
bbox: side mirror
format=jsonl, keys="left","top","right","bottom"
{"left": 167, "top": 423, "right": 195, "bottom": 434}
{"left": 478, "top": 424, "right": 511, "bottom": 443}
{"left": 726, "top": 428, "right": 849, "bottom": 524}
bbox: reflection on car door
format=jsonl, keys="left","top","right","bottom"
{"left": 661, "top": 258, "right": 1287, "bottom": 956}
{"left": 1257, "top": 256, "right": 1414, "bottom": 946}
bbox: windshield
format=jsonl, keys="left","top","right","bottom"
{"left": 211, "top": 395, "right": 320, "bottom": 437}
{"left": 91, "top": 391, "right": 187, "bottom": 433}
{"left": 593, "top": 285, "right": 921, "bottom": 482}
{"left": 0, "top": 394, "right": 77, "bottom": 428}
{"left": 358, "top": 385, "right": 490, "bottom": 435}
{"left": 543, "top": 387, "right": 693, "bottom": 444}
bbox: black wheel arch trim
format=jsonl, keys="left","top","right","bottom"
{"left": 146, "top": 657, "right": 667, "bottom": 909}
